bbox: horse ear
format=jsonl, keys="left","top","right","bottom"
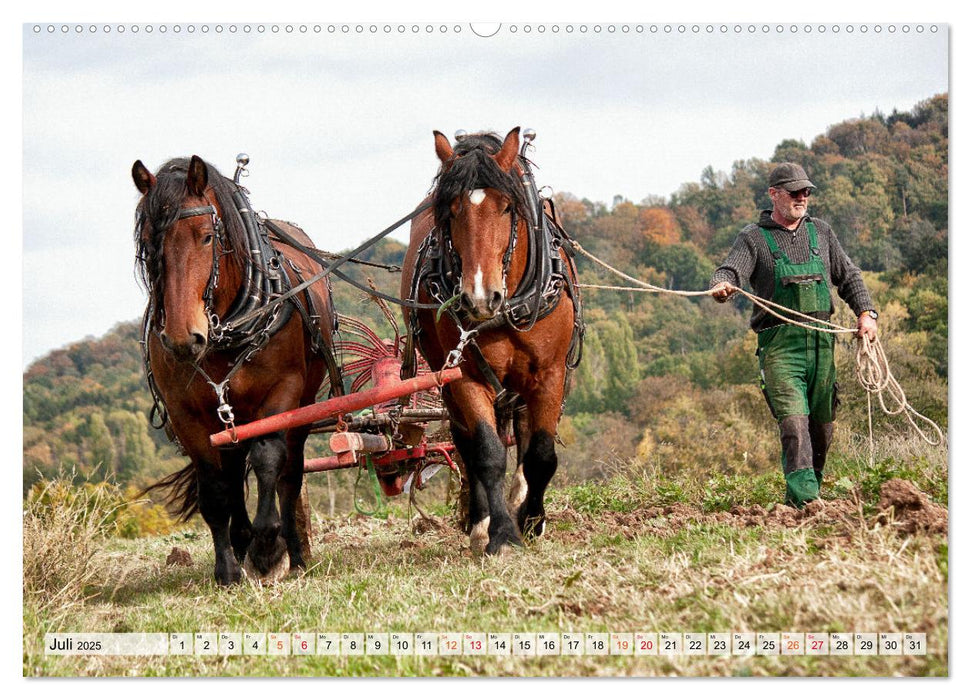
{"left": 433, "top": 131, "right": 454, "bottom": 164}
{"left": 132, "top": 160, "right": 156, "bottom": 194}
{"left": 187, "top": 155, "right": 208, "bottom": 197}
{"left": 494, "top": 126, "right": 521, "bottom": 172}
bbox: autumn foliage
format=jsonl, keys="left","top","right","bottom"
{"left": 23, "top": 95, "right": 948, "bottom": 502}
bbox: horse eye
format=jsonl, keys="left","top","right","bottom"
{"left": 202, "top": 233, "right": 214, "bottom": 246}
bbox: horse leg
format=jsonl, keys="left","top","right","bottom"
{"left": 276, "top": 428, "right": 311, "bottom": 570}
{"left": 196, "top": 459, "right": 243, "bottom": 585}
{"left": 218, "top": 448, "right": 252, "bottom": 563}
{"left": 243, "top": 432, "right": 290, "bottom": 582}
{"left": 507, "top": 406, "right": 531, "bottom": 529}
{"left": 451, "top": 418, "right": 522, "bottom": 555}
{"left": 517, "top": 430, "right": 558, "bottom": 539}
{"left": 452, "top": 424, "right": 489, "bottom": 549}
{"left": 515, "top": 377, "right": 565, "bottom": 540}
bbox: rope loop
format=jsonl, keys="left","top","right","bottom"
{"left": 574, "top": 243, "right": 945, "bottom": 447}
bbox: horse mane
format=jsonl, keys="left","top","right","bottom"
{"left": 431, "top": 132, "right": 529, "bottom": 229}
{"left": 134, "top": 157, "right": 250, "bottom": 322}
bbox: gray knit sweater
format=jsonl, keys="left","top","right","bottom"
{"left": 710, "top": 211, "right": 875, "bottom": 333}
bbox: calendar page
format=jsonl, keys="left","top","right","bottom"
{"left": 20, "top": 9, "right": 950, "bottom": 681}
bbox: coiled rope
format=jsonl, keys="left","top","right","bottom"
{"left": 572, "top": 242, "right": 945, "bottom": 451}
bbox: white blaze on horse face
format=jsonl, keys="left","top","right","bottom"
{"left": 469, "top": 188, "right": 486, "bottom": 205}
{"left": 473, "top": 266, "right": 486, "bottom": 305}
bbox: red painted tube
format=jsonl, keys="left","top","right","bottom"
{"left": 304, "top": 453, "right": 357, "bottom": 472}
{"left": 210, "top": 367, "right": 462, "bottom": 447}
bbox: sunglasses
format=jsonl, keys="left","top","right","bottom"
{"left": 782, "top": 187, "right": 812, "bottom": 199}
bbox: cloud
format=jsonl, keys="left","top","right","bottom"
{"left": 21, "top": 24, "right": 948, "bottom": 365}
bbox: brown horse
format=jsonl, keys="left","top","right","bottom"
{"left": 401, "top": 128, "right": 583, "bottom": 554}
{"left": 132, "top": 155, "right": 340, "bottom": 585}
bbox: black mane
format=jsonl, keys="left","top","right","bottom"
{"left": 432, "top": 133, "right": 529, "bottom": 230}
{"left": 134, "top": 157, "right": 249, "bottom": 322}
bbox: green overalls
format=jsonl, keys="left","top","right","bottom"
{"left": 755, "top": 221, "right": 836, "bottom": 507}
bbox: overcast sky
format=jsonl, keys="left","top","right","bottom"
{"left": 21, "top": 21, "right": 947, "bottom": 367}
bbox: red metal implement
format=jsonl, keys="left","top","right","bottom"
{"left": 209, "top": 367, "right": 462, "bottom": 447}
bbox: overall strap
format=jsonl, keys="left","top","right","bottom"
{"left": 760, "top": 219, "right": 820, "bottom": 260}
{"left": 759, "top": 227, "right": 785, "bottom": 261}
{"left": 805, "top": 220, "right": 821, "bottom": 255}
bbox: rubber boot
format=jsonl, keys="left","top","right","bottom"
{"left": 785, "top": 468, "right": 820, "bottom": 508}
{"left": 809, "top": 420, "right": 834, "bottom": 489}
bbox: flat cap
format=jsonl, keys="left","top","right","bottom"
{"left": 769, "top": 162, "right": 816, "bottom": 191}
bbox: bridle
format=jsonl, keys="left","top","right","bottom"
{"left": 174, "top": 200, "right": 226, "bottom": 330}
{"left": 141, "top": 187, "right": 295, "bottom": 441}
{"left": 422, "top": 150, "right": 561, "bottom": 336}
{"left": 406, "top": 144, "right": 585, "bottom": 399}
{"left": 438, "top": 192, "right": 520, "bottom": 322}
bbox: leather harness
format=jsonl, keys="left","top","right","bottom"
{"left": 142, "top": 184, "right": 343, "bottom": 441}
{"left": 404, "top": 159, "right": 585, "bottom": 398}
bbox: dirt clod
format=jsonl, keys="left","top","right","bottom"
{"left": 556, "top": 479, "right": 944, "bottom": 542}
{"left": 165, "top": 547, "right": 192, "bottom": 567}
{"left": 877, "top": 478, "right": 948, "bottom": 534}
{"left": 411, "top": 514, "right": 446, "bottom": 534}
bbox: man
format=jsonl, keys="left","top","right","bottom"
{"left": 710, "top": 163, "right": 878, "bottom": 508}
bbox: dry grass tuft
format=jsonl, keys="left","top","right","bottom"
{"left": 23, "top": 480, "right": 123, "bottom": 624}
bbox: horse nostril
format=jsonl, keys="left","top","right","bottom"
{"left": 192, "top": 332, "right": 207, "bottom": 348}
{"left": 159, "top": 331, "right": 173, "bottom": 350}
{"left": 489, "top": 291, "right": 503, "bottom": 312}
{"left": 460, "top": 292, "right": 475, "bottom": 312}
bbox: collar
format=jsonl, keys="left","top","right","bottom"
{"left": 759, "top": 209, "right": 809, "bottom": 232}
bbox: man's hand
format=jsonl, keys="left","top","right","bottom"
{"left": 710, "top": 281, "right": 736, "bottom": 303}
{"left": 857, "top": 312, "right": 878, "bottom": 341}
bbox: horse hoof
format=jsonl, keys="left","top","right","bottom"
{"left": 469, "top": 516, "right": 491, "bottom": 553}
{"left": 493, "top": 543, "right": 518, "bottom": 558}
{"left": 485, "top": 537, "right": 523, "bottom": 556}
{"left": 521, "top": 515, "right": 546, "bottom": 540}
{"left": 215, "top": 569, "right": 243, "bottom": 586}
{"left": 243, "top": 550, "right": 290, "bottom": 583}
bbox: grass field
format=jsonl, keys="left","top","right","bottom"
{"left": 23, "top": 435, "right": 948, "bottom": 677}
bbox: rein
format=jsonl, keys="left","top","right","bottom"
{"left": 230, "top": 200, "right": 440, "bottom": 329}
{"left": 573, "top": 242, "right": 945, "bottom": 451}
{"left": 263, "top": 213, "right": 441, "bottom": 312}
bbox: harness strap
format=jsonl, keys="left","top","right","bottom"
{"left": 177, "top": 205, "right": 218, "bottom": 219}
{"left": 231, "top": 202, "right": 438, "bottom": 331}
{"left": 760, "top": 220, "right": 821, "bottom": 262}
{"left": 283, "top": 256, "right": 345, "bottom": 399}
{"left": 264, "top": 219, "right": 441, "bottom": 311}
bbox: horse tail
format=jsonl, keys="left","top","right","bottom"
{"left": 137, "top": 462, "right": 198, "bottom": 521}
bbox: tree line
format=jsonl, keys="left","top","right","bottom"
{"left": 23, "top": 94, "right": 948, "bottom": 498}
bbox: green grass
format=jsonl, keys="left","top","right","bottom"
{"left": 24, "top": 444, "right": 948, "bottom": 677}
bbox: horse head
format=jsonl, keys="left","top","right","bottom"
{"left": 132, "top": 155, "right": 228, "bottom": 361}
{"left": 432, "top": 127, "right": 526, "bottom": 322}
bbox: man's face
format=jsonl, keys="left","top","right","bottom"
{"left": 770, "top": 186, "right": 811, "bottom": 222}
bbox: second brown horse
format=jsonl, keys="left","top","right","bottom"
{"left": 401, "top": 128, "right": 582, "bottom": 554}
